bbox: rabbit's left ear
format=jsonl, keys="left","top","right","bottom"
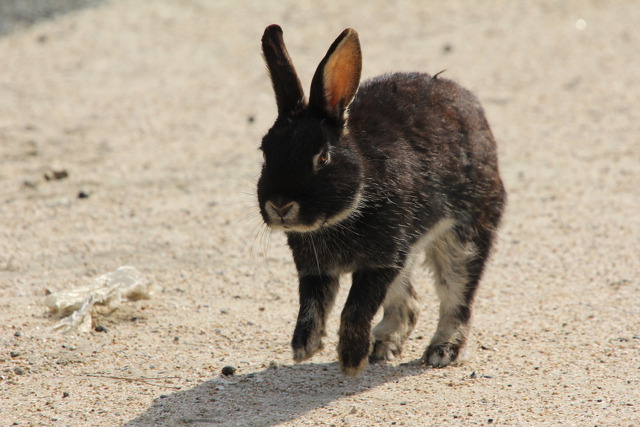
{"left": 309, "top": 28, "right": 362, "bottom": 122}
{"left": 262, "top": 25, "right": 305, "bottom": 117}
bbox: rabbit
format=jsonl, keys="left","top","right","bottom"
{"left": 257, "top": 24, "right": 506, "bottom": 376}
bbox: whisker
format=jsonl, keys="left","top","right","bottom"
{"left": 235, "top": 210, "right": 263, "bottom": 227}
{"left": 308, "top": 233, "right": 322, "bottom": 275}
{"left": 263, "top": 227, "right": 276, "bottom": 275}
{"left": 244, "top": 220, "right": 265, "bottom": 260}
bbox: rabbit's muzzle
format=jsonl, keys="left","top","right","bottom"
{"left": 264, "top": 199, "right": 299, "bottom": 226}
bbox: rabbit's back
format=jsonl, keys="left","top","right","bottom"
{"left": 347, "top": 72, "right": 504, "bottom": 228}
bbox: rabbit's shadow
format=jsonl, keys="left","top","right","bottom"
{"left": 125, "top": 360, "right": 426, "bottom": 426}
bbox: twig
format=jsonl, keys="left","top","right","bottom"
{"left": 82, "top": 373, "right": 182, "bottom": 389}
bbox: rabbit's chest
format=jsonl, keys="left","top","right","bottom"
{"left": 287, "top": 225, "right": 407, "bottom": 275}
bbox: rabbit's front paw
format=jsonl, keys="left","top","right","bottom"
{"left": 292, "top": 336, "right": 324, "bottom": 362}
{"left": 291, "top": 320, "right": 325, "bottom": 362}
{"left": 338, "top": 328, "right": 373, "bottom": 376}
{"left": 422, "top": 342, "right": 461, "bottom": 368}
{"left": 339, "top": 342, "right": 371, "bottom": 377}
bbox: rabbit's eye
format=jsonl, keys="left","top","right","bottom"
{"left": 317, "top": 150, "right": 330, "bottom": 167}
{"left": 313, "top": 148, "right": 331, "bottom": 170}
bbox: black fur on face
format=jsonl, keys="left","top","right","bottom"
{"left": 258, "top": 110, "right": 363, "bottom": 232}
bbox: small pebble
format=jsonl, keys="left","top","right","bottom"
{"left": 221, "top": 366, "right": 236, "bottom": 376}
{"left": 268, "top": 361, "right": 280, "bottom": 369}
{"left": 173, "top": 336, "right": 180, "bottom": 342}
{"left": 14, "top": 367, "right": 25, "bottom": 375}
{"left": 62, "top": 392, "right": 70, "bottom": 398}
{"left": 470, "top": 371, "right": 477, "bottom": 379}
{"left": 10, "top": 351, "right": 20, "bottom": 358}
{"left": 14, "top": 331, "right": 22, "bottom": 337}
{"left": 77, "top": 191, "right": 90, "bottom": 199}
{"left": 94, "top": 325, "right": 108, "bottom": 333}
{"left": 44, "top": 169, "right": 68, "bottom": 181}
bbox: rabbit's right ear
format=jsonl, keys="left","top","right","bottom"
{"left": 262, "top": 25, "right": 305, "bottom": 117}
{"left": 309, "top": 28, "right": 362, "bottom": 122}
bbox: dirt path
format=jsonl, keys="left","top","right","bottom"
{"left": 1, "top": 1, "right": 638, "bottom": 425}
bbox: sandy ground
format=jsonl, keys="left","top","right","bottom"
{"left": 1, "top": 0, "right": 639, "bottom": 425}
{"left": 0, "top": 0, "right": 104, "bottom": 36}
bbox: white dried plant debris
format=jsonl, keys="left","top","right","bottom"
{"left": 45, "top": 266, "right": 153, "bottom": 333}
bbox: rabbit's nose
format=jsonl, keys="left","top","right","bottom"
{"left": 267, "top": 200, "right": 295, "bottom": 218}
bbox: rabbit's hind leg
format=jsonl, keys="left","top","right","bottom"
{"left": 422, "top": 226, "right": 489, "bottom": 368}
{"left": 369, "top": 274, "right": 420, "bottom": 363}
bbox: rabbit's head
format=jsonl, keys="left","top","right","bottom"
{"left": 257, "top": 25, "right": 364, "bottom": 232}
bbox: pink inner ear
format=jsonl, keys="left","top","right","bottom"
{"left": 326, "top": 67, "right": 351, "bottom": 108}
{"left": 322, "top": 33, "right": 360, "bottom": 112}
{"left": 327, "top": 93, "right": 339, "bottom": 109}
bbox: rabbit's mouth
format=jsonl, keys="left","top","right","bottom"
{"left": 264, "top": 199, "right": 317, "bottom": 232}
{"left": 266, "top": 211, "right": 324, "bottom": 233}
{"left": 264, "top": 191, "right": 363, "bottom": 233}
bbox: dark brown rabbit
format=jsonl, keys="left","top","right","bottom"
{"left": 257, "top": 25, "right": 505, "bottom": 376}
